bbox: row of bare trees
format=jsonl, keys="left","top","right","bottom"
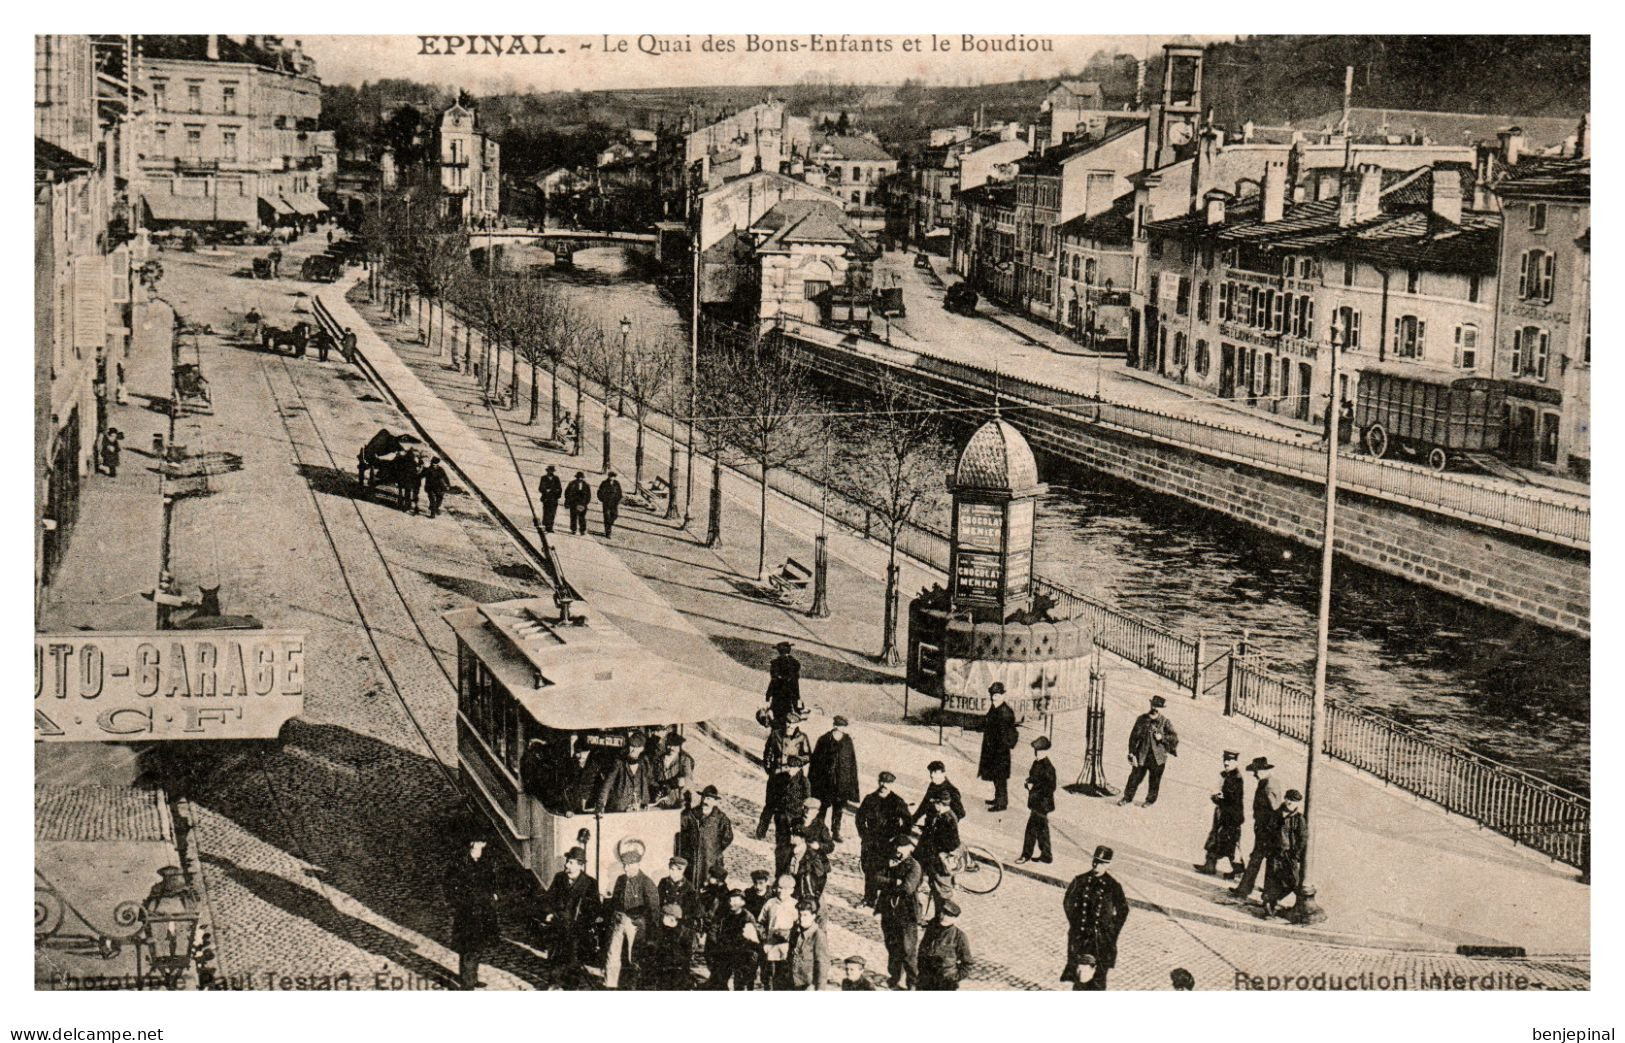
{"left": 367, "top": 200, "right": 949, "bottom": 662}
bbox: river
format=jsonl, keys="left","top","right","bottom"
{"left": 523, "top": 245, "right": 1591, "bottom": 795}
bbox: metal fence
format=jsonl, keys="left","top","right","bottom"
{"left": 781, "top": 319, "right": 1590, "bottom": 550}
{"left": 1226, "top": 655, "right": 1589, "bottom": 872}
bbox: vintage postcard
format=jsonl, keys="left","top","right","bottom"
{"left": 32, "top": 33, "right": 1589, "bottom": 1005}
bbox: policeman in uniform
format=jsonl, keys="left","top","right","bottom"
{"left": 1061, "top": 845, "right": 1130, "bottom": 991}
{"left": 855, "top": 771, "right": 911, "bottom": 906}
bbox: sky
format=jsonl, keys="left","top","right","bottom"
{"left": 297, "top": 34, "right": 1215, "bottom": 94}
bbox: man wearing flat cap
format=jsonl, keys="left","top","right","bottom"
{"left": 706, "top": 889, "right": 759, "bottom": 990}
{"left": 1119, "top": 694, "right": 1179, "bottom": 807}
{"left": 918, "top": 898, "right": 974, "bottom": 991}
{"left": 856, "top": 771, "right": 911, "bottom": 906}
{"left": 1198, "top": 751, "right": 1246, "bottom": 878}
{"left": 660, "top": 856, "right": 700, "bottom": 924}
{"left": 787, "top": 900, "right": 830, "bottom": 990}
{"left": 1062, "top": 846, "right": 1129, "bottom": 991}
{"left": 1017, "top": 735, "right": 1057, "bottom": 865}
{"left": 541, "top": 846, "right": 600, "bottom": 984}
{"left": 914, "top": 760, "right": 967, "bottom": 825}
{"left": 780, "top": 799, "right": 832, "bottom": 907}
{"left": 916, "top": 790, "right": 962, "bottom": 900}
{"left": 678, "top": 785, "right": 734, "bottom": 890}
{"left": 603, "top": 838, "right": 662, "bottom": 989}
{"left": 979, "top": 681, "right": 1020, "bottom": 812}
{"left": 1231, "top": 757, "right": 1283, "bottom": 901}
{"left": 643, "top": 902, "right": 695, "bottom": 990}
{"left": 760, "top": 754, "right": 811, "bottom": 848}
{"left": 596, "top": 732, "right": 654, "bottom": 814}
{"left": 765, "top": 641, "right": 803, "bottom": 730}
{"left": 1261, "top": 789, "right": 1307, "bottom": 919}
{"left": 875, "top": 834, "right": 925, "bottom": 989}
{"left": 811, "top": 715, "right": 861, "bottom": 844}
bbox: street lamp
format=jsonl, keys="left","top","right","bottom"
{"left": 617, "top": 315, "right": 632, "bottom": 418}
{"left": 138, "top": 866, "right": 201, "bottom": 989}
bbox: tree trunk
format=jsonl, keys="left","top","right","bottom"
{"left": 573, "top": 365, "right": 584, "bottom": 456}
{"left": 706, "top": 452, "right": 722, "bottom": 547}
{"left": 511, "top": 343, "right": 520, "bottom": 401}
{"left": 756, "top": 462, "right": 769, "bottom": 581}
{"left": 665, "top": 422, "right": 680, "bottom": 520}
{"left": 634, "top": 415, "right": 646, "bottom": 492}
{"left": 880, "top": 543, "right": 902, "bottom": 665}
{"left": 528, "top": 358, "right": 540, "bottom": 424}
{"left": 550, "top": 358, "right": 561, "bottom": 440}
{"left": 438, "top": 298, "right": 447, "bottom": 358}
{"left": 601, "top": 400, "right": 613, "bottom": 473}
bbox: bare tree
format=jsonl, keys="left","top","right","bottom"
{"left": 837, "top": 369, "right": 949, "bottom": 664}
{"left": 410, "top": 227, "right": 469, "bottom": 360}
{"left": 622, "top": 333, "right": 674, "bottom": 494}
{"left": 713, "top": 328, "right": 825, "bottom": 580}
{"left": 581, "top": 326, "right": 628, "bottom": 472}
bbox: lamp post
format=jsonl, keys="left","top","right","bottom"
{"left": 138, "top": 866, "right": 201, "bottom": 990}
{"left": 1297, "top": 317, "right": 1341, "bottom": 926}
{"left": 617, "top": 315, "right": 631, "bottom": 418}
{"left": 683, "top": 233, "right": 699, "bottom": 529}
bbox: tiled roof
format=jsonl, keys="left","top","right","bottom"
{"left": 815, "top": 135, "right": 895, "bottom": 162}
{"left": 960, "top": 181, "right": 1017, "bottom": 209}
{"left": 1053, "top": 80, "right": 1104, "bottom": 101}
{"left": 953, "top": 419, "right": 1040, "bottom": 493}
{"left": 1057, "top": 194, "right": 1136, "bottom": 243}
{"left": 1297, "top": 107, "right": 1580, "bottom": 151}
{"left": 1494, "top": 157, "right": 1589, "bottom": 201}
{"left": 35, "top": 137, "right": 93, "bottom": 178}
{"left": 139, "top": 34, "right": 289, "bottom": 71}
{"left": 752, "top": 199, "right": 878, "bottom": 259}
{"left": 1018, "top": 123, "right": 1140, "bottom": 176}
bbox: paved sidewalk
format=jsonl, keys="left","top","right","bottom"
{"left": 329, "top": 276, "right": 1587, "bottom": 966}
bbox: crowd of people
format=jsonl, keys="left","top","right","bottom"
{"left": 443, "top": 641, "right": 1306, "bottom": 992}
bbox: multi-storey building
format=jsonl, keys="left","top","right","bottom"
{"left": 1055, "top": 195, "right": 1136, "bottom": 350}
{"left": 803, "top": 134, "right": 896, "bottom": 232}
{"left": 748, "top": 199, "right": 879, "bottom": 324}
{"left": 1142, "top": 161, "right": 1498, "bottom": 431}
{"left": 134, "top": 35, "right": 327, "bottom": 231}
{"left": 437, "top": 102, "right": 501, "bottom": 224}
{"left": 693, "top": 169, "right": 845, "bottom": 317}
{"left": 956, "top": 181, "right": 1018, "bottom": 302}
{"left": 1491, "top": 156, "right": 1589, "bottom": 476}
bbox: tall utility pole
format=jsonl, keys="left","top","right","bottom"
{"left": 1298, "top": 318, "right": 1340, "bottom": 926}
{"left": 683, "top": 230, "right": 699, "bottom": 528}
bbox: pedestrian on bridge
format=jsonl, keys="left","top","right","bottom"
{"left": 1016, "top": 735, "right": 1055, "bottom": 864}
{"left": 1119, "top": 695, "right": 1179, "bottom": 807}
{"left": 538, "top": 465, "right": 563, "bottom": 533}
{"left": 1197, "top": 751, "right": 1246, "bottom": 878}
{"left": 978, "top": 682, "right": 1020, "bottom": 811}
{"left": 811, "top": 716, "right": 860, "bottom": 844}
{"left": 564, "top": 471, "right": 591, "bottom": 535}
{"left": 1230, "top": 757, "right": 1282, "bottom": 901}
{"left": 1261, "top": 789, "right": 1307, "bottom": 919}
{"left": 598, "top": 471, "right": 623, "bottom": 538}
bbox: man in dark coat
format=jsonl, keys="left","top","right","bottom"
{"left": 706, "top": 890, "right": 759, "bottom": 990}
{"left": 603, "top": 839, "right": 662, "bottom": 989}
{"left": 659, "top": 856, "right": 700, "bottom": 923}
{"left": 1197, "top": 751, "right": 1246, "bottom": 877}
{"left": 342, "top": 327, "right": 357, "bottom": 363}
{"left": 597, "top": 471, "right": 623, "bottom": 537}
{"left": 642, "top": 903, "right": 694, "bottom": 990}
{"left": 917, "top": 899, "right": 973, "bottom": 991}
{"left": 1017, "top": 736, "right": 1056, "bottom": 864}
{"left": 403, "top": 450, "right": 424, "bottom": 514}
{"left": 765, "top": 642, "right": 802, "bottom": 729}
{"left": 978, "top": 682, "right": 1020, "bottom": 811}
{"left": 1231, "top": 757, "right": 1283, "bottom": 900}
{"left": 653, "top": 732, "right": 695, "bottom": 809}
{"left": 876, "top": 835, "right": 925, "bottom": 990}
{"left": 678, "top": 786, "right": 734, "bottom": 889}
{"left": 538, "top": 465, "right": 563, "bottom": 533}
{"left": 914, "top": 761, "right": 966, "bottom": 824}
{"left": 561, "top": 747, "right": 601, "bottom": 814}
{"left": 916, "top": 792, "right": 961, "bottom": 899}
{"left": 757, "top": 754, "right": 811, "bottom": 844}
{"left": 855, "top": 772, "right": 911, "bottom": 906}
{"left": 1062, "top": 846, "right": 1130, "bottom": 991}
{"left": 423, "top": 457, "right": 450, "bottom": 518}
{"left": 564, "top": 471, "right": 592, "bottom": 535}
{"left": 810, "top": 716, "right": 860, "bottom": 843}
{"left": 443, "top": 838, "right": 502, "bottom": 990}
{"left": 780, "top": 799, "right": 833, "bottom": 902}
{"left": 596, "top": 734, "right": 654, "bottom": 813}
{"left": 540, "top": 846, "right": 600, "bottom": 984}
{"left": 1119, "top": 695, "right": 1179, "bottom": 807}
{"left": 1262, "top": 789, "right": 1307, "bottom": 918}
{"left": 762, "top": 718, "right": 811, "bottom": 778}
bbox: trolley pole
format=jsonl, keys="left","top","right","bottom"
{"left": 1298, "top": 321, "right": 1342, "bottom": 926}
{"left": 683, "top": 233, "right": 699, "bottom": 529}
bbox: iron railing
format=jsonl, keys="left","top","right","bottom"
{"left": 1225, "top": 655, "right": 1589, "bottom": 872}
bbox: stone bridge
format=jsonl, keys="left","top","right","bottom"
{"left": 467, "top": 228, "right": 656, "bottom": 256}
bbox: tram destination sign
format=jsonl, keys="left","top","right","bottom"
{"left": 35, "top": 631, "right": 307, "bottom": 742}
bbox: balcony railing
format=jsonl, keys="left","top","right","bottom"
{"left": 173, "top": 157, "right": 217, "bottom": 172}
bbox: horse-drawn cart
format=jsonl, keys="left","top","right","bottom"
{"left": 358, "top": 428, "right": 425, "bottom": 509}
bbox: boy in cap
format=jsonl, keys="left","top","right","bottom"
{"left": 811, "top": 715, "right": 860, "bottom": 843}
{"left": 743, "top": 870, "right": 774, "bottom": 919}
{"left": 1198, "top": 751, "right": 1246, "bottom": 878}
{"left": 876, "top": 834, "right": 924, "bottom": 989}
{"left": 918, "top": 898, "right": 974, "bottom": 991}
{"left": 856, "top": 771, "right": 911, "bottom": 906}
{"left": 756, "top": 873, "right": 800, "bottom": 990}
{"left": 1261, "top": 789, "right": 1307, "bottom": 919}
{"left": 914, "top": 760, "right": 967, "bottom": 824}
{"left": 1231, "top": 757, "right": 1282, "bottom": 900}
{"left": 840, "top": 954, "right": 876, "bottom": 990}
{"left": 1017, "top": 735, "right": 1056, "bottom": 864}
{"left": 642, "top": 902, "right": 694, "bottom": 990}
{"left": 660, "top": 855, "right": 699, "bottom": 923}
{"left": 787, "top": 900, "right": 829, "bottom": 990}
{"left": 1120, "top": 694, "right": 1179, "bottom": 807}
{"left": 707, "top": 889, "right": 759, "bottom": 990}
{"left": 1062, "top": 846, "right": 1129, "bottom": 991}
{"left": 916, "top": 790, "right": 962, "bottom": 899}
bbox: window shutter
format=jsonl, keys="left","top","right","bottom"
{"left": 1306, "top": 300, "right": 1315, "bottom": 340}
{"left": 1417, "top": 319, "right": 1425, "bottom": 357}
{"left": 1542, "top": 252, "right": 1555, "bottom": 302}
{"left": 1393, "top": 317, "right": 1400, "bottom": 354}
{"left": 1540, "top": 331, "right": 1551, "bottom": 379}
{"left": 1512, "top": 329, "right": 1523, "bottom": 374}
{"left": 1518, "top": 252, "right": 1529, "bottom": 298}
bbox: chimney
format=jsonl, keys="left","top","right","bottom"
{"left": 1575, "top": 113, "right": 1590, "bottom": 159}
{"left": 1241, "top": 119, "right": 1255, "bottom": 144}
{"left": 1430, "top": 168, "right": 1462, "bottom": 225}
{"left": 1135, "top": 59, "right": 1147, "bottom": 110}
{"left": 206, "top": 34, "right": 219, "bottom": 61}
{"left": 1499, "top": 126, "right": 1524, "bottom": 166}
{"left": 1204, "top": 190, "right": 1228, "bottom": 225}
{"left": 1261, "top": 159, "right": 1287, "bottom": 223}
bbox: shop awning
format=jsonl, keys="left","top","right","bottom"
{"left": 260, "top": 195, "right": 295, "bottom": 217}
{"left": 143, "top": 193, "right": 253, "bottom": 224}
{"left": 285, "top": 193, "right": 327, "bottom": 216}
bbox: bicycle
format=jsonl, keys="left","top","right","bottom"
{"left": 950, "top": 843, "right": 1004, "bottom": 896}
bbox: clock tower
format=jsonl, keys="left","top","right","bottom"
{"left": 1151, "top": 42, "right": 1204, "bottom": 170}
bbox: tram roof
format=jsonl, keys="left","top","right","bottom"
{"left": 444, "top": 598, "right": 743, "bottom": 730}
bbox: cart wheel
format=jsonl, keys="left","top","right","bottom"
{"left": 1427, "top": 448, "right": 1448, "bottom": 473}
{"left": 1363, "top": 424, "right": 1389, "bottom": 459}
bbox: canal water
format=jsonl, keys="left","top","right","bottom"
{"left": 531, "top": 246, "right": 1592, "bottom": 795}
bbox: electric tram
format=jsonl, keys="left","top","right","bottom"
{"left": 445, "top": 597, "right": 739, "bottom": 894}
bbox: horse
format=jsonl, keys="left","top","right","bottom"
{"left": 261, "top": 322, "right": 311, "bottom": 355}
